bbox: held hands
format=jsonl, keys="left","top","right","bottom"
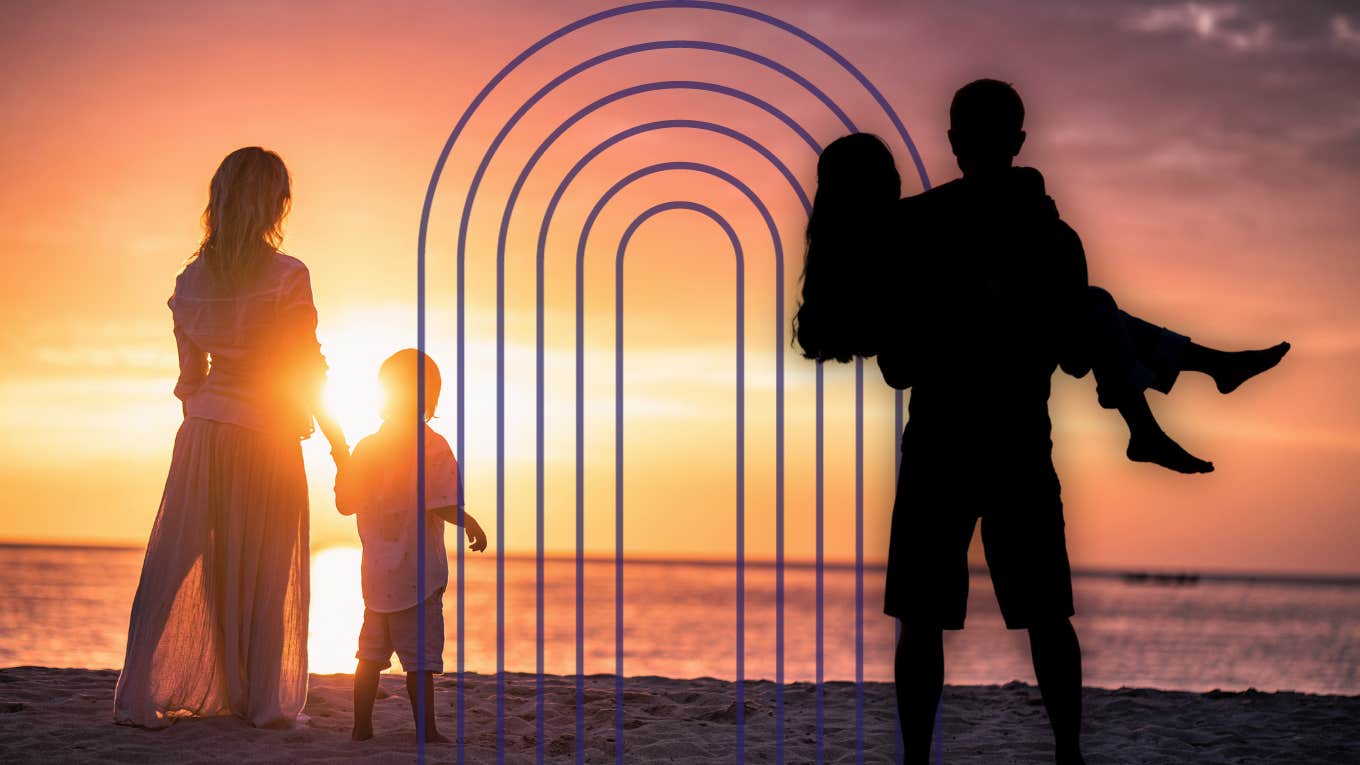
{"left": 330, "top": 444, "right": 350, "bottom": 471}
{"left": 314, "top": 409, "right": 349, "bottom": 470}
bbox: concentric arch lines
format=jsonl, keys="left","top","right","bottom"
{"left": 414, "top": 3, "right": 933, "bottom": 764}
{"left": 542, "top": 130, "right": 807, "bottom": 762}
{"left": 575, "top": 160, "right": 777, "bottom": 764}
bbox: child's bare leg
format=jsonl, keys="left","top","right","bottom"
{"left": 1120, "top": 392, "right": 1213, "bottom": 474}
{"left": 406, "top": 671, "right": 448, "bottom": 743}
{"left": 1181, "top": 341, "right": 1290, "bottom": 395}
{"left": 353, "top": 660, "right": 382, "bottom": 741}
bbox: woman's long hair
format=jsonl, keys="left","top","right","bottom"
{"left": 194, "top": 147, "right": 292, "bottom": 289}
{"left": 793, "top": 133, "right": 901, "bottom": 362}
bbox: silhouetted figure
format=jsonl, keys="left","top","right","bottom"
{"left": 335, "top": 349, "right": 487, "bottom": 742}
{"left": 793, "top": 80, "right": 1288, "bottom": 764}
{"left": 115, "top": 147, "right": 348, "bottom": 729}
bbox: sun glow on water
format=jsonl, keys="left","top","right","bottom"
{"left": 307, "top": 546, "right": 365, "bottom": 675}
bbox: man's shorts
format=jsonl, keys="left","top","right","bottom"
{"left": 883, "top": 451, "right": 1074, "bottom": 631}
{"left": 356, "top": 587, "right": 445, "bottom": 673}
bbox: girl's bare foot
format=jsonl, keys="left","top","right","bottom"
{"left": 1127, "top": 429, "right": 1214, "bottom": 474}
{"left": 351, "top": 723, "right": 374, "bottom": 741}
{"left": 423, "top": 731, "right": 451, "bottom": 744}
{"left": 1212, "top": 341, "right": 1290, "bottom": 394}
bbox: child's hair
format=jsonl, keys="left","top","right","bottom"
{"left": 193, "top": 147, "right": 292, "bottom": 289}
{"left": 792, "top": 133, "right": 901, "bottom": 363}
{"left": 379, "top": 349, "right": 442, "bottom": 422}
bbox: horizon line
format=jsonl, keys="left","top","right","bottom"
{"left": 3, "top": 539, "right": 1358, "bottom": 587}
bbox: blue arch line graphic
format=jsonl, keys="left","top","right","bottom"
{"left": 472, "top": 39, "right": 856, "bottom": 763}
{"left": 414, "top": 4, "right": 933, "bottom": 763}
{"left": 616, "top": 200, "right": 744, "bottom": 764}
{"left": 574, "top": 163, "right": 777, "bottom": 764}
{"left": 528, "top": 120, "right": 811, "bottom": 762}
{"left": 489, "top": 81, "right": 820, "bottom": 764}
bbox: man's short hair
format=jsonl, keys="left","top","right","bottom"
{"left": 950, "top": 79, "right": 1025, "bottom": 136}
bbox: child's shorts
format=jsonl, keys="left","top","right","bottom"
{"left": 356, "top": 588, "right": 445, "bottom": 673}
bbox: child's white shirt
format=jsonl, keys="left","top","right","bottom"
{"left": 335, "top": 420, "right": 460, "bottom": 613}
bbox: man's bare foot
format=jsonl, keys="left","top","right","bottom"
{"left": 1056, "top": 745, "right": 1087, "bottom": 765}
{"left": 351, "top": 723, "right": 374, "bottom": 741}
{"left": 1127, "top": 429, "right": 1214, "bottom": 474}
{"left": 1213, "top": 341, "right": 1290, "bottom": 394}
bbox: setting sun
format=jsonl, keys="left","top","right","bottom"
{"left": 317, "top": 311, "right": 412, "bottom": 441}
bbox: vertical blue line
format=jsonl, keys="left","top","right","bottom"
{"left": 575, "top": 240, "right": 587, "bottom": 765}
{"left": 735, "top": 235, "right": 746, "bottom": 765}
{"left": 417, "top": 180, "right": 428, "bottom": 765}
{"left": 536, "top": 222, "right": 547, "bottom": 765}
{"left": 854, "top": 359, "right": 864, "bottom": 765}
{"left": 894, "top": 389, "right": 904, "bottom": 765}
{"left": 455, "top": 204, "right": 466, "bottom": 765}
{"left": 614, "top": 242, "right": 625, "bottom": 765}
{"left": 497, "top": 223, "right": 507, "bottom": 765}
{"left": 774, "top": 248, "right": 785, "bottom": 765}
{"left": 417, "top": 353, "right": 428, "bottom": 764}
{"left": 814, "top": 361, "right": 824, "bottom": 765}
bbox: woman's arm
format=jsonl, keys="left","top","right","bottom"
{"left": 171, "top": 321, "right": 208, "bottom": 411}
{"left": 278, "top": 262, "right": 332, "bottom": 438}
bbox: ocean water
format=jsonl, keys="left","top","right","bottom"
{"left": 1, "top": 544, "right": 1357, "bottom": 695}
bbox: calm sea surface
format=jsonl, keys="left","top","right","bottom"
{"left": 1, "top": 544, "right": 1357, "bottom": 695}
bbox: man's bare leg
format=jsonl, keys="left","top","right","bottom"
{"left": 895, "top": 625, "right": 944, "bottom": 765}
{"left": 1028, "top": 618, "right": 1085, "bottom": 765}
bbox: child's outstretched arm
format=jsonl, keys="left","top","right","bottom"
{"left": 432, "top": 505, "right": 488, "bottom": 552}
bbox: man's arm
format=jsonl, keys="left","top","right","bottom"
{"left": 1052, "top": 220, "right": 1092, "bottom": 379}
{"left": 874, "top": 195, "right": 927, "bottom": 390}
{"left": 877, "top": 343, "right": 914, "bottom": 390}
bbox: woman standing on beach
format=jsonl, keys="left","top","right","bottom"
{"left": 114, "top": 147, "right": 346, "bottom": 729}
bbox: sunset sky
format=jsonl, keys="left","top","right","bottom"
{"left": 3, "top": 0, "right": 1358, "bottom": 576}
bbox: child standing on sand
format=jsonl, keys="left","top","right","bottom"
{"left": 334, "top": 348, "right": 487, "bottom": 742}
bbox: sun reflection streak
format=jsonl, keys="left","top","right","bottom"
{"left": 307, "top": 546, "right": 365, "bottom": 675}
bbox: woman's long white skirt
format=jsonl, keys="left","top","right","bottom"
{"left": 113, "top": 417, "right": 309, "bottom": 728}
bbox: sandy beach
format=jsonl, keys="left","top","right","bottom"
{"left": 0, "top": 667, "right": 1355, "bottom": 763}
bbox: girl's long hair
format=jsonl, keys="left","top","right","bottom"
{"left": 793, "top": 133, "right": 901, "bottom": 362}
{"left": 193, "top": 147, "right": 292, "bottom": 289}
